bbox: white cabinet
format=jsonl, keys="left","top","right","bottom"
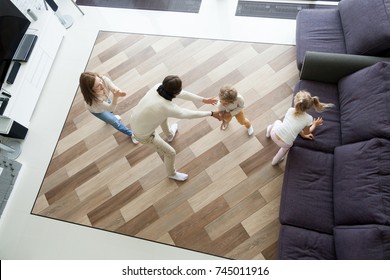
{"left": 0, "top": 8, "right": 65, "bottom": 138}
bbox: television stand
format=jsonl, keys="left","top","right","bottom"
{"left": 0, "top": 9, "right": 65, "bottom": 139}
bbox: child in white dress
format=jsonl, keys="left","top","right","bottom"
{"left": 266, "top": 90, "right": 333, "bottom": 165}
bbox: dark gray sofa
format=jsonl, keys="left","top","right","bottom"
{"left": 278, "top": 0, "right": 390, "bottom": 259}
{"left": 296, "top": 0, "right": 390, "bottom": 70}
{"left": 278, "top": 58, "right": 390, "bottom": 260}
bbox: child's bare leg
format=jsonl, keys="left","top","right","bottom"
{"left": 221, "top": 119, "right": 229, "bottom": 130}
{"left": 220, "top": 111, "right": 232, "bottom": 131}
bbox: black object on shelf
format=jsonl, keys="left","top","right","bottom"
{"left": 13, "top": 34, "right": 38, "bottom": 62}
{"left": 0, "top": 97, "right": 9, "bottom": 115}
{"left": 45, "top": 0, "right": 59, "bottom": 12}
{"left": 0, "top": 120, "right": 28, "bottom": 140}
{"left": 6, "top": 62, "right": 21, "bottom": 85}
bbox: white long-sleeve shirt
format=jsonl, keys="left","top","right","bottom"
{"left": 130, "top": 84, "right": 211, "bottom": 137}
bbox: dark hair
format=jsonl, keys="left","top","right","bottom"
{"left": 79, "top": 72, "right": 101, "bottom": 106}
{"left": 164, "top": 75, "right": 182, "bottom": 93}
{"left": 157, "top": 75, "right": 182, "bottom": 101}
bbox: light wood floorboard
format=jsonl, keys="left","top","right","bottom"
{"left": 32, "top": 32, "right": 298, "bottom": 260}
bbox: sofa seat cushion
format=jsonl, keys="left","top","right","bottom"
{"left": 338, "top": 61, "right": 390, "bottom": 145}
{"left": 333, "top": 138, "right": 390, "bottom": 226}
{"left": 280, "top": 146, "right": 334, "bottom": 234}
{"left": 339, "top": 0, "right": 390, "bottom": 55}
{"left": 293, "top": 81, "right": 341, "bottom": 153}
{"left": 334, "top": 225, "right": 390, "bottom": 260}
{"left": 278, "top": 225, "right": 335, "bottom": 260}
{"left": 296, "top": 8, "right": 346, "bottom": 70}
{"left": 293, "top": 120, "right": 340, "bottom": 154}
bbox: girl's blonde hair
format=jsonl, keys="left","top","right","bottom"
{"left": 294, "top": 90, "right": 333, "bottom": 115}
{"left": 219, "top": 85, "right": 237, "bottom": 103}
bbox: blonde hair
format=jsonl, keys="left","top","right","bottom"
{"left": 219, "top": 85, "right": 237, "bottom": 103}
{"left": 294, "top": 90, "right": 333, "bottom": 115}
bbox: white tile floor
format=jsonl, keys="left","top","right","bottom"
{"left": 0, "top": 0, "right": 319, "bottom": 259}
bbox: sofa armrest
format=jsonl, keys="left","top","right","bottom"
{"left": 300, "top": 51, "right": 390, "bottom": 83}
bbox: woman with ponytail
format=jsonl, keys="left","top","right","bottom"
{"left": 265, "top": 90, "right": 333, "bottom": 165}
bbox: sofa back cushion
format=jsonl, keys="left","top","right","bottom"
{"left": 296, "top": 8, "right": 346, "bottom": 70}
{"left": 339, "top": 0, "right": 390, "bottom": 55}
{"left": 338, "top": 61, "right": 390, "bottom": 144}
{"left": 333, "top": 138, "right": 390, "bottom": 226}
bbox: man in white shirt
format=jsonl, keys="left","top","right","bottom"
{"left": 130, "top": 75, "right": 221, "bottom": 181}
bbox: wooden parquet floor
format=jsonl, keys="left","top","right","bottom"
{"left": 31, "top": 31, "right": 299, "bottom": 260}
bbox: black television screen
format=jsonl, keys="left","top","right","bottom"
{"left": 0, "top": 0, "right": 31, "bottom": 86}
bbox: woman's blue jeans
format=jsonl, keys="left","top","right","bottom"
{"left": 92, "top": 110, "right": 133, "bottom": 136}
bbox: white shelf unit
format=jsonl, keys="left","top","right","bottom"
{"left": 0, "top": 7, "right": 65, "bottom": 136}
